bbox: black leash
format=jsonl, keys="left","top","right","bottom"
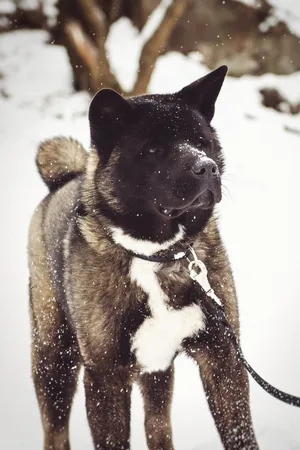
{"left": 218, "top": 310, "right": 300, "bottom": 407}
{"left": 234, "top": 336, "right": 300, "bottom": 407}
{"left": 128, "top": 245, "right": 300, "bottom": 407}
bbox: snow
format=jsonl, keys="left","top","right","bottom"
{"left": 268, "top": 2, "right": 300, "bottom": 37}
{"left": 0, "top": 0, "right": 16, "bottom": 14}
{"left": 1, "top": 22, "right": 300, "bottom": 450}
{"left": 234, "top": 0, "right": 259, "bottom": 7}
{"left": 236, "top": 0, "right": 300, "bottom": 37}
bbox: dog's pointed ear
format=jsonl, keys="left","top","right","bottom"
{"left": 89, "top": 89, "right": 132, "bottom": 155}
{"left": 177, "top": 65, "right": 228, "bottom": 123}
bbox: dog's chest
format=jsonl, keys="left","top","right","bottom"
{"left": 130, "top": 258, "right": 205, "bottom": 373}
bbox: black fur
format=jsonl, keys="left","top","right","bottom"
{"left": 89, "top": 67, "right": 227, "bottom": 242}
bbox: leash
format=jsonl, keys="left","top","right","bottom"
{"left": 187, "top": 245, "right": 300, "bottom": 407}
{"left": 129, "top": 244, "right": 300, "bottom": 407}
{"left": 230, "top": 329, "right": 300, "bottom": 407}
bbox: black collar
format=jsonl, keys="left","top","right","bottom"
{"left": 126, "top": 246, "right": 191, "bottom": 263}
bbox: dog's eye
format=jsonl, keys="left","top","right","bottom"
{"left": 200, "top": 138, "right": 210, "bottom": 148}
{"left": 139, "top": 143, "right": 164, "bottom": 157}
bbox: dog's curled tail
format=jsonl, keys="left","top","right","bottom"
{"left": 36, "top": 137, "right": 88, "bottom": 191}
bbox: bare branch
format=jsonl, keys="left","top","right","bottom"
{"left": 108, "top": 0, "right": 123, "bottom": 23}
{"left": 64, "top": 19, "right": 100, "bottom": 92}
{"left": 77, "top": 0, "right": 108, "bottom": 44}
{"left": 131, "top": 0, "right": 188, "bottom": 96}
{"left": 75, "top": 0, "right": 123, "bottom": 93}
{"left": 64, "top": 19, "right": 123, "bottom": 93}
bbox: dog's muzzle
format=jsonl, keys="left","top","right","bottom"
{"left": 192, "top": 157, "right": 221, "bottom": 207}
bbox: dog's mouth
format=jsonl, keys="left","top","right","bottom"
{"left": 158, "top": 190, "right": 218, "bottom": 218}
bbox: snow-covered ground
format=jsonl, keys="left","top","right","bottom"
{"left": 1, "top": 20, "right": 300, "bottom": 450}
{"left": 235, "top": 0, "right": 300, "bottom": 37}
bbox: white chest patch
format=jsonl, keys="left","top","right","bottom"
{"left": 130, "top": 258, "right": 205, "bottom": 373}
{"left": 110, "top": 225, "right": 185, "bottom": 256}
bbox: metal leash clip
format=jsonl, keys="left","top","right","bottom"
{"left": 187, "top": 246, "right": 222, "bottom": 306}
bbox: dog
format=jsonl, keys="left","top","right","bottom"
{"left": 28, "top": 66, "right": 258, "bottom": 450}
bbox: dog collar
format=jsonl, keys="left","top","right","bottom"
{"left": 75, "top": 203, "right": 190, "bottom": 262}
{"left": 126, "top": 247, "right": 191, "bottom": 263}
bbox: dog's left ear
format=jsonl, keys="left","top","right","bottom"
{"left": 177, "top": 65, "right": 228, "bottom": 123}
{"left": 89, "top": 89, "right": 132, "bottom": 156}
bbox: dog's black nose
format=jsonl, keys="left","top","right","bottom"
{"left": 192, "top": 158, "right": 218, "bottom": 177}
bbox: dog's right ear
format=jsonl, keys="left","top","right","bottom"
{"left": 89, "top": 89, "right": 132, "bottom": 156}
{"left": 177, "top": 66, "right": 228, "bottom": 123}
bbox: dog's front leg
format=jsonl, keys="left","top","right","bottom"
{"left": 138, "top": 365, "right": 174, "bottom": 450}
{"left": 186, "top": 338, "right": 258, "bottom": 450}
{"left": 84, "top": 366, "right": 132, "bottom": 450}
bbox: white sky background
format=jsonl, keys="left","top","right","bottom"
{"left": 0, "top": 2, "right": 300, "bottom": 449}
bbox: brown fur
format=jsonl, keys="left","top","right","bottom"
{"left": 37, "top": 137, "right": 87, "bottom": 191}
{"left": 29, "top": 195, "right": 81, "bottom": 450}
{"left": 28, "top": 137, "right": 258, "bottom": 450}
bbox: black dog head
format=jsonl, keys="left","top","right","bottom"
{"left": 89, "top": 66, "right": 227, "bottom": 240}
